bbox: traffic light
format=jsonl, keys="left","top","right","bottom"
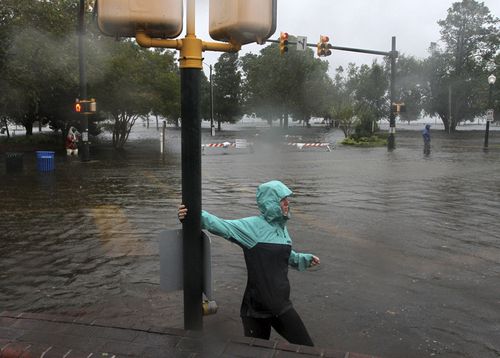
{"left": 279, "top": 32, "right": 289, "bottom": 55}
{"left": 74, "top": 98, "right": 97, "bottom": 114}
{"left": 75, "top": 99, "right": 82, "bottom": 113}
{"left": 317, "top": 35, "right": 332, "bottom": 57}
{"left": 392, "top": 102, "right": 406, "bottom": 113}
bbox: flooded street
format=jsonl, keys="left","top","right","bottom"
{"left": 1, "top": 124, "right": 500, "bottom": 357}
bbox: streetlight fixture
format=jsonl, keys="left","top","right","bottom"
{"left": 484, "top": 60, "right": 496, "bottom": 148}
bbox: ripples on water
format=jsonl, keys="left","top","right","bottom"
{"left": 1, "top": 127, "right": 500, "bottom": 357}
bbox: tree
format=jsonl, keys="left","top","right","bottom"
{"left": 334, "top": 62, "right": 388, "bottom": 136}
{"left": 212, "top": 52, "right": 241, "bottom": 131}
{"left": 0, "top": 0, "right": 79, "bottom": 137}
{"left": 199, "top": 70, "right": 211, "bottom": 125}
{"left": 354, "top": 61, "right": 388, "bottom": 121}
{"left": 142, "top": 48, "right": 180, "bottom": 126}
{"left": 331, "top": 98, "right": 358, "bottom": 138}
{"left": 91, "top": 42, "right": 154, "bottom": 149}
{"left": 423, "top": 0, "right": 499, "bottom": 131}
{"left": 394, "top": 55, "right": 427, "bottom": 123}
{"left": 240, "top": 40, "right": 331, "bottom": 128}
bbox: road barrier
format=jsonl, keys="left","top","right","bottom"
{"left": 285, "top": 142, "right": 332, "bottom": 151}
{"left": 202, "top": 140, "right": 332, "bottom": 152}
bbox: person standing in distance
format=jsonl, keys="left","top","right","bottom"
{"left": 178, "top": 180, "right": 320, "bottom": 346}
{"left": 422, "top": 124, "right": 431, "bottom": 155}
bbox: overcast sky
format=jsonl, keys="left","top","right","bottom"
{"left": 192, "top": 0, "right": 499, "bottom": 77}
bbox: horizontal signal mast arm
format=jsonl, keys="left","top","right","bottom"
{"left": 136, "top": 30, "right": 240, "bottom": 53}
{"left": 136, "top": 31, "right": 182, "bottom": 49}
{"left": 203, "top": 41, "right": 241, "bottom": 53}
{"left": 267, "top": 39, "right": 396, "bottom": 57}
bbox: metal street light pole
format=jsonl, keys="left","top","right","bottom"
{"left": 210, "top": 64, "right": 215, "bottom": 136}
{"left": 202, "top": 62, "right": 215, "bottom": 136}
{"left": 485, "top": 73, "right": 496, "bottom": 148}
{"left": 387, "top": 36, "right": 397, "bottom": 150}
{"left": 78, "top": 0, "right": 90, "bottom": 161}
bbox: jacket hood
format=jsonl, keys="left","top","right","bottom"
{"left": 256, "top": 180, "right": 292, "bottom": 224}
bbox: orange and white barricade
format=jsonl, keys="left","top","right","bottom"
{"left": 285, "top": 142, "right": 332, "bottom": 152}
{"left": 202, "top": 141, "right": 233, "bottom": 149}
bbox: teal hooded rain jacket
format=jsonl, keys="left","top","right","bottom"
{"left": 201, "top": 180, "right": 315, "bottom": 318}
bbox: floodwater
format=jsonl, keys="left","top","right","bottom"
{"left": 1, "top": 124, "right": 500, "bottom": 358}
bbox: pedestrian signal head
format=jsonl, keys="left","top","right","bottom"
{"left": 392, "top": 102, "right": 406, "bottom": 113}
{"left": 75, "top": 99, "right": 82, "bottom": 113}
{"left": 279, "top": 32, "right": 289, "bottom": 55}
{"left": 74, "top": 98, "right": 97, "bottom": 114}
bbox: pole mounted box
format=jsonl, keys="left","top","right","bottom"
{"left": 209, "top": 0, "right": 277, "bottom": 45}
{"left": 75, "top": 98, "right": 97, "bottom": 114}
{"left": 97, "top": 0, "right": 183, "bottom": 38}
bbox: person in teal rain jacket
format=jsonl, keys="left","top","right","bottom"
{"left": 178, "top": 180, "right": 320, "bottom": 346}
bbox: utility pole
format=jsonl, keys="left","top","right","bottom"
{"left": 179, "top": 0, "right": 203, "bottom": 329}
{"left": 448, "top": 85, "right": 452, "bottom": 135}
{"left": 210, "top": 64, "right": 215, "bottom": 136}
{"left": 388, "top": 36, "right": 396, "bottom": 150}
{"left": 77, "top": 0, "right": 90, "bottom": 161}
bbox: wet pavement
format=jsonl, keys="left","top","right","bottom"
{"left": 1, "top": 123, "right": 500, "bottom": 357}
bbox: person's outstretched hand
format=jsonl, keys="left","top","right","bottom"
{"left": 178, "top": 204, "right": 187, "bottom": 222}
{"left": 310, "top": 255, "right": 320, "bottom": 267}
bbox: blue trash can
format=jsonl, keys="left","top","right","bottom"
{"left": 36, "top": 151, "right": 55, "bottom": 172}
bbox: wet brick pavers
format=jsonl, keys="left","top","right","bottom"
{"left": 0, "top": 311, "right": 379, "bottom": 358}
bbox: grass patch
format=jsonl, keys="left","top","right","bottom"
{"left": 0, "top": 132, "right": 61, "bottom": 145}
{"left": 341, "top": 135, "right": 387, "bottom": 147}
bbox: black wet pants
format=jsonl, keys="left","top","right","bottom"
{"left": 241, "top": 308, "right": 314, "bottom": 346}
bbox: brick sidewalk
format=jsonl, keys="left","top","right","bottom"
{"left": 0, "top": 311, "right": 379, "bottom": 358}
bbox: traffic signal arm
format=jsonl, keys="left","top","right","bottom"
{"left": 136, "top": 31, "right": 182, "bottom": 50}
{"left": 267, "top": 38, "right": 394, "bottom": 57}
{"left": 136, "top": 31, "right": 241, "bottom": 53}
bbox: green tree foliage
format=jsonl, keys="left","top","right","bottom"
{"left": 0, "top": 1, "right": 181, "bottom": 148}
{"left": 394, "top": 55, "right": 427, "bottom": 123}
{"left": 0, "top": 0, "right": 78, "bottom": 137}
{"left": 354, "top": 62, "right": 388, "bottom": 121}
{"left": 212, "top": 52, "right": 241, "bottom": 130}
{"left": 199, "top": 70, "right": 212, "bottom": 126}
{"left": 142, "top": 48, "right": 180, "bottom": 125}
{"left": 331, "top": 62, "right": 388, "bottom": 137}
{"left": 92, "top": 41, "right": 179, "bottom": 149}
{"left": 423, "top": 0, "right": 499, "bottom": 131}
{"left": 240, "top": 40, "right": 330, "bottom": 128}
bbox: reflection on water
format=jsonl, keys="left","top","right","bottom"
{"left": 1, "top": 127, "right": 500, "bottom": 357}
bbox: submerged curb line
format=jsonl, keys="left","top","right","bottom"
{"left": 0, "top": 311, "right": 379, "bottom": 358}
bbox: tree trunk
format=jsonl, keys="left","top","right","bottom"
{"left": 25, "top": 123, "right": 33, "bottom": 136}
{"left": 2, "top": 118, "right": 10, "bottom": 138}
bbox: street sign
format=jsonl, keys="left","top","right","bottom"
{"left": 296, "top": 36, "right": 307, "bottom": 51}
{"left": 487, "top": 109, "right": 494, "bottom": 121}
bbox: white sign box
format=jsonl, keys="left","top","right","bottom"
{"left": 97, "top": 0, "right": 183, "bottom": 38}
{"left": 209, "top": 0, "right": 277, "bottom": 45}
